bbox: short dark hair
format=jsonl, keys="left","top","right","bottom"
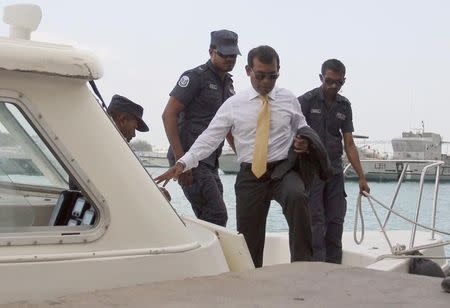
{"left": 321, "top": 59, "right": 346, "bottom": 75}
{"left": 247, "top": 45, "right": 280, "bottom": 68}
{"left": 209, "top": 44, "right": 217, "bottom": 50}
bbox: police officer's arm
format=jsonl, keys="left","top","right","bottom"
{"left": 162, "top": 96, "right": 194, "bottom": 186}
{"left": 343, "top": 133, "right": 370, "bottom": 194}
{"left": 162, "top": 96, "right": 186, "bottom": 160}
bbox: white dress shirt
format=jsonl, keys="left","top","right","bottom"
{"left": 180, "top": 86, "right": 308, "bottom": 171}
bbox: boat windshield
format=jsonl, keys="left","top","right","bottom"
{"left": 0, "top": 100, "right": 96, "bottom": 233}
{"left": 0, "top": 102, "right": 68, "bottom": 188}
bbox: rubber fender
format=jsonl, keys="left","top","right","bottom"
{"left": 409, "top": 258, "right": 445, "bottom": 278}
{"left": 442, "top": 277, "right": 450, "bottom": 293}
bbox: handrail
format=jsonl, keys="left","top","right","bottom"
{"left": 356, "top": 192, "right": 450, "bottom": 257}
{"left": 345, "top": 159, "right": 447, "bottom": 255}
{"left": 410, "top": 161, "right": 442, "bottom": 247}
{"left": 382, "top": 161, "right": 409, "bottom": 228}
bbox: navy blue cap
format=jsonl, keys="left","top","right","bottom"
{"left": 210, "top": 29, "right": 241, "bottom": 56}
{"left": 107, "top": 95, "right": 149, "bottom": 132}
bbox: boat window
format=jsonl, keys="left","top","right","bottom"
{"left": 0, "top": 101, "right": 97, "bottom": 237}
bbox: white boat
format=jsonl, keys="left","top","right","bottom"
{"left": 0, "top": 4, "right": 448, "bottom": 305}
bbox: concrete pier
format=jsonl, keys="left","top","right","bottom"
{"left": 4, "top": 262, "right": 448, "bottom": 307}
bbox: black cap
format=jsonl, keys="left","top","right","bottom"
{"left": 210, "top": 29, "right": 241, "bottom": 56}
{"left": 107, "top": 95, "right": 149, "bottom": 132}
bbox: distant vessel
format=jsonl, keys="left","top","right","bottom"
{"left": 219, "top": 136, "right": 387, "bottom": 175}
{"left": 219, "top": 150, "right": 239, "bottom": 174}
{"left": 346, "top": 130, "right": 450, "bottom": 181}
{"left": 135, "top": 151, "right": 169, "bottom": 168}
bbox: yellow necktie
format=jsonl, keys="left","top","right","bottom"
{"left": 252, "top": 95, "right": 271, "bottom": 178}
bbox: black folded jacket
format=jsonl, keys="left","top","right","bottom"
{"left": 271, "top": 126, "right": 334, "bottom": 191}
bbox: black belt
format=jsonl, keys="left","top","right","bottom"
{"left": 240, "top": 160, "right": 285, "bottom": 171}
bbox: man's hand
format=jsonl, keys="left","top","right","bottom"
{"left": 293, "top": 135, "right": 309, "bottom": 154}
{"left": 359, "top": 178, "right": 370, "bottom": 195}
{"left": 155, "top": 162, "right": 186, "bottom": 187}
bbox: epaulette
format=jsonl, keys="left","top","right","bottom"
{"left": 337, "top": 94, "right": 351, "bottom": 106}
{"left": 181, "top": 64, "right": 205, "bottom": 77}
{"left": 300, "top": 88, "right": 319, "bottom": 102}
{"left": 195, "top": 64, "right": 207, "bottom": 73}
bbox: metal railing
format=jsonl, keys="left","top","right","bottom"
{"left": 344, "top": 159, "right": 450, "bottom": 256}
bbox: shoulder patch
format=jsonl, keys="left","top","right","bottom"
{"left": 178, "top": 75, "right": 190, "bottom": 88}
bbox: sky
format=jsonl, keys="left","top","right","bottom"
{"left": 1, "top": 0, "right": 450, "bottom": 152}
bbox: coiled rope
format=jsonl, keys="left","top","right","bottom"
{"left": 353, "top": 192, "right": 450, "bottom": 260}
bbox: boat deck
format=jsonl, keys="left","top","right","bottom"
{"left": 4, "top": 262, "right": 448, "bottom": 307}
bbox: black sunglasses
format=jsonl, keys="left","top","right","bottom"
{"left": 251, "top": 68, "right": 279, "bottom": 81}
{"left": 322, "top": 76, "right": 345, "bottom": 87}
{"left": 215, "top": 50, "right": 237, "bottom": 59}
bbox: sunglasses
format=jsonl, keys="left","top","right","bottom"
{"left": 215, "top": 50, "right": 237, "bottom": 59}
{"left": 251, "top": 69, "right": 279, "bottom": 81}
{"left": 322, "top": 76, "right": 345, "bottom": 87}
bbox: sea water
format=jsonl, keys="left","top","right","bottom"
{"left": 147, "top": 167, "right": 450, "bottom": 256}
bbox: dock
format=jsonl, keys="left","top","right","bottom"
{"left": 4, "top": 262, "right": 448, "bottom": 307}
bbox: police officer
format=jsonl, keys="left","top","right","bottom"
{"left": 162, "top": 30, "right": 241, "bottom": 227}
{"left": 298, "top": 59, "right": 370, "bottom": 264}
{"left": 107, "top": 94, "right": 149, "bottom": 142}
{"left": 70, "top": 95, "right": 171, "bottom": 201}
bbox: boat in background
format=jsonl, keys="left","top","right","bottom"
{"left": 346, "top": 129, "right": 450, "bottom": 182}
{"left": 219, "top": 135, "right": 387, "bottom": 175}
{"left": 219, "top": 149, "right": 239, "bottom": 174}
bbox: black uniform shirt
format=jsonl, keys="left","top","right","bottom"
{"left": 168, "top": 60, "right": 235, "bottom": 168}
{"left": 298, "top": 87, "right": 354, "bottom": 173}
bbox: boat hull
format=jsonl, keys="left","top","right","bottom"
{"left": 0, "top": 221, "right": 229, "bottom": 303}
{"left": 346, "top": 160, "right": 450, "bottom": 182}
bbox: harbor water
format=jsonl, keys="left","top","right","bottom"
{"left": 147, "top": 167, "right": 450, "bottom": 256}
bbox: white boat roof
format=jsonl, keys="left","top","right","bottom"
{"left": 0, "top": 37, "right": 103, "bottom": 80}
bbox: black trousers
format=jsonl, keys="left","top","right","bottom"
{"left": 182, "top": 163, "right": 228, "bottom": 227}
{"left": 309, "top": 173, "right": 347, "bottom": 264}
{"left": 235, "top": 162, "right": 312, "bottom": 268}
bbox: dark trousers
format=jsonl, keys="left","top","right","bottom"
{"left": 182, "top": 163, "right": 228, "bottom": 227}
{"left": 235, "top": 163, "right": 312, "bottom": 268}
{"left": 309, "top": 173, "right": 347, "bottom": 264}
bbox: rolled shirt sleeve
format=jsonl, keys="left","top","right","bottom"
{"left": 341, "top": 105, "right": 354, "bottom": 133}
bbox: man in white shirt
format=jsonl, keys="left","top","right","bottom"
{"left": 156, "top": 45, "right": 312, "bottom": 267}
